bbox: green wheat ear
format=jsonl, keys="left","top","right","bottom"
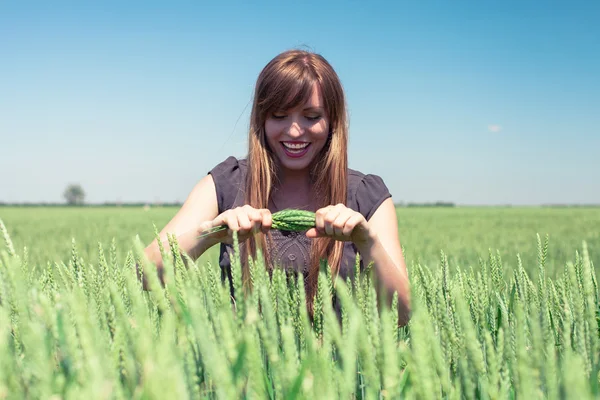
{"left": 196, "top": 209, "right": 316, "bottom": 238}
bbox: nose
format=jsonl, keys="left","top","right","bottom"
{"left": 287, "top": 118, "right": 304, "bottom": 138}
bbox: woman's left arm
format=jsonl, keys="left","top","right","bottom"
{"left": 307, "top": 198, "right": 411, "bottom": 326}
{"left": 354, "top": 198, "right": 411, "bottom": 326}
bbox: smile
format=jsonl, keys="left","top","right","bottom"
{"left": 280, "top": 142, "right": 311, "bottom": 158}
{"left": 282, "top": 142, "right": 310, "bottom": 149}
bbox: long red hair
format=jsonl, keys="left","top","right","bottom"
{"left": 241, "top": 49, "right": 348, "bottom": 318}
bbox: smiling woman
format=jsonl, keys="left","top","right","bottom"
{"left": 264, "top": 83, "right": 331, "bottom": 172}
{"left": 144, "top": 49, "right": 411, "bottom": 325}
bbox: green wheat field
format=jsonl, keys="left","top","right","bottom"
{"left": 0, "top": 206, "right": 599, "bottom": 399}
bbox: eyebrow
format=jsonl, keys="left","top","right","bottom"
{"left": 303, "top": 107, "right": 324, "bottom": 112}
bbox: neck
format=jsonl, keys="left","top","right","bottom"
{"left": 270, "top": 166, "right": 315, "bottom": 210}
{"left": 279, "top": 168, "right": 311, "bottom": 190}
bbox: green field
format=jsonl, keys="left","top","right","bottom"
{"left": 2, "top": 206, "right": 598, "bottom": 274}
{"left": 0, "top": 206, "right": 599, "bottom": 398}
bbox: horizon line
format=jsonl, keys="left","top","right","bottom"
{"left": 1, "top": 201, "right": 599, "bottom": 208}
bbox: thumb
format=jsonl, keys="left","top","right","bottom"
{"left": 305, "top": 228, "right": 322, "bottom": 238}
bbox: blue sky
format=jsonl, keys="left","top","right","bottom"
{"left": 1, "top": 0, "right": 598, "bottom": 205}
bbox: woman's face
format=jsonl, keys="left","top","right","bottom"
{"left": 264, "top": 83, "right": 330, "bottom": 173}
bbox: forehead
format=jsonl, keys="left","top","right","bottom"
{"left": 304, "top": 83, "right": 323, "bottom": 106}
{"left": 281, "top": 82, "right": 323, "bottom": 111}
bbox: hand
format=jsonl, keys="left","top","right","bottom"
{"left": 197, "top": 205, "right": 272, "bottom": 245}
{"left": 305, "top": 203, "right": 374, "bottom": 247}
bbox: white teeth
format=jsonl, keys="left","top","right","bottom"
{"left": 283, "top": 142, "right": 310, "bottom": 149}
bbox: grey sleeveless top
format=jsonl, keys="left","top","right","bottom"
{"left": 208, "top": 156, "right": 392, "bottom": 287}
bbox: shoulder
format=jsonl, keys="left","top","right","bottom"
{"left": 208, "top": 156, "right": 248, "bottom": 213}
{"left": 347, "top": 168, "right": 392, "bottom": 221}
{"left": 209, "top": 156, "right": 247, "bottom": 178}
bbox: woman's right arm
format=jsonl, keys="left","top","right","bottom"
{"left": 140, "top": 173, "right": 272, "bottom": 289}
{"left": 142, "top": 174, "right": 221, "bottom": 284}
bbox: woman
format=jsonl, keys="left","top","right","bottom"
{"left": 144, "top": 49, "right": 411, "bottom": 325}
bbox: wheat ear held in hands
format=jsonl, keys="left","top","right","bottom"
{"left": 197, "top": 209, "right": 316, "bottom": 238}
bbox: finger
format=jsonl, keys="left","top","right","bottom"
{"left": 314, "top": 207, "right": 328, "bottom": 234}
{"left": 305, "top": 227, "right": 322, "bottom": 238}
{"left": 217, "top": 210, "right": 237, "bottom": 230}
{"left": 247, "top": 208, "right": 263, "bottom": 232}
{"left": 209, "top": 211, "right": 228, "bottom": 229}
{"left": 334, "top": 203, "right": 346, "bottom": 211}
{"left": 226, "top": 213, "right": 241, "bottom": 230}
{"left": 220, "top": 212, "right": 239, "bottom": 239}
{"left": 261, "top": 209, "right": 272, "bottom": 233}
{"left": 237, "top": 211, "right": 253, "bottom": 235}
{"left": 324, "top": 208, "right": 341, "bottom": 237}
{"left": 198, "top": 220, "right": 214, "bottom": 233}
{"left": 342, "top": 213, "right": 363, "bottom": 237}
{"left": 333, "top": 211, "right": 354, "bottom": 238}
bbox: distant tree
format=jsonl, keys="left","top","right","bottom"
{"left": 63, "top": 184, "right": 86, "bottom": 205}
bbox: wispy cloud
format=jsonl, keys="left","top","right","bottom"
{"left": 488, "top": 124, "right": 502, "bottom": 133}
